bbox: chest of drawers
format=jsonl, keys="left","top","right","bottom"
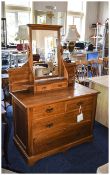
{"left": 11, "top": 83, "right": 98, "bottom": 165}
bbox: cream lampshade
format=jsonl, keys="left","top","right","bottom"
{"left": 65, "top": 25, "right": 80, "bottom": 52}
{"left": 15, "top": 25, "right": 29, "bottom": 43}
{"left": 15, "top": 25, "right": 29, "bottom": 51}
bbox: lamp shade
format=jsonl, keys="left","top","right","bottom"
{"left": 15, "top": 25, "right": 29, "bottom": 41}
{"left": 65, "top": 25, "right": 80, "bottom": 42}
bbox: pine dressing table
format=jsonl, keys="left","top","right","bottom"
{"left": 8, "top": 24, "right": 98, "bottom": 165}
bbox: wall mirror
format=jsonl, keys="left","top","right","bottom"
{"left": 27, "top": 24, "right": 62, "bottom": 79}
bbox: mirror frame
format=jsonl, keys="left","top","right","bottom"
{"left": 27, "top": 24, "right": 62, "bottom": 79}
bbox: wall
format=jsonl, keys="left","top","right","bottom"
{"left": 85, "top": 1, "right": 98, "bottom": 42}
{"left": 1, "top": 1, "right": 6, "bottom": 18}
{"left": 85, "top": 1, "right": 109, "bottom": 42}
{"left": 32, "top": 1, "right": 67, "bottom": 12}
{"left": 98, "top": 1, "right": 109, "bottom": 24}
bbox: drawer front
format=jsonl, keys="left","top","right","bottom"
{"left": 33, "top": 102, "right": 65, "bottom": 118}
{"left": 66, "top": 96, "right": 93, "bottom": 112}
{"left": 32, "top": 114, "right": 67, "bottom": 137}
{"left": 36, "top": 81, "right": 67, "bottom": 92}
{"left": 32, "top": 109, "right": 92, "bottom": 138}
{"left": 32, "top": 121, "right": 91, "bottom": 155}
{"left": 51, "top": 81, "right": 67, "bottom": 89}
{"left": 36, "top": 84, "right": 51, "bottom": 92}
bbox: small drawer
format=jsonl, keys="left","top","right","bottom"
{"left": 66, "top": 96, "right": 93, "bottom": 112}
{"left": 73, "top": 109, "right": 92, "bottom": 122}
{"left": 51, "top": 81, "right": 67, "bottom": 89}
{"left": 36, "top": 81, "right": 67, "bottom": 92}
{"left": 33, "top": 101, "right": 65, "bottom": 118}
{"left": 36, "top": 84, "right": 51, "bottom": 92}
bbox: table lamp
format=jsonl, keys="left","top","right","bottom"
{"left": 65, "top": 25, "right": 80, "bottom": 53}
{"left": 15, "top": 25, "right": 29, "bottom": 51}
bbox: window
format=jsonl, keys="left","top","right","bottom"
{"left": 67, "top": 1, "right": 86, "bottom": 41}
{"left": 5, "top": 0, "right": 30, "bottom": 7}
{"left": 67, "top": 15, "right": 81, "bottom": 34}
{"left": 68, "top": 0, "right": 83, "bottom": 12}
{"left": 37, "top": 15, "right": 46, "bottom": 24}
{"left": 5, "top": 2, "right": 31, "bottom": 44}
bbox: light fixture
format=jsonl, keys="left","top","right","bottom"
{"left": 15, "top": 25, "right": 28, "bottom": 43}
{"left": 15, "top": 25, "right": 29, "bottom": 51}
{"left": 45, "top": 5, "right": 56, "bottom": 19}
{"left": 65, "top": 25, "right": 80, "bottom": 52}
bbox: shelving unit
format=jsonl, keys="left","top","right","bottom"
{"left": 90, "top": 23, "right": 104, "bottom": 51}
{"left": 1, "top": 18, "right": 7, "bottom": 48}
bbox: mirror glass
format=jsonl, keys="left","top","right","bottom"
{"left": 32, "top": 30, "right": 58, "bottom": 78}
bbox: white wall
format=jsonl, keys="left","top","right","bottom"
{"left": 85, "top": 1, "right": 109, "bottom": 42}
{"left": 1, "top": 1, "right": 6, "bottom": 18}
{"left": 98, "top": 1, "right": 109, "bottom": 24}
{"left": 85, "top": 1, "right": 98, "bottom": 42}
{"left": 33, "top": 1, "right": 67, "bottom": 12}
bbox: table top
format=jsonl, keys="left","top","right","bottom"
{"left": 87, "top": 75, "right": 109, "bottom": 88}
{"left": 10, "top": 83, "right": 98, "bottom": 108}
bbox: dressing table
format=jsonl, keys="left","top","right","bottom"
{"left": 8, "top": 24, "right": 98, "bottom": 165}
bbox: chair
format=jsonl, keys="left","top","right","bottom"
{"left": 103, "top": 57, "right": 109, "bottom": 75}
{"left": 88, "top": 58, "right": 103, "bottom": 77}
{"left": 75, "top": 60, "right": 89, "bottom": 86}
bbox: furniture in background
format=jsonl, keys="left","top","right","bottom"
{"left": 1, "top": 104, "right": 9, "bottom": 164}
{"left": 75, "top": 58, "right": 104, "bottom": 86}
{"left": 89, "top": 23, "right": 104, "bottom": 51}
{"left": 87, "top": 75, "right": 108, "bottom": 127}
{"left": 97, "top": 163, "right": 108, "bottom": 173}
{"left": 9, "top": 52, "right": 27, "bottom": 67}
{"left": 75, "top": 60, "right": 89, "bottom": 86}
{"left": 70, "top": 50, "right": 102, "bottom": 62}
{"left": 1, "top": 18, "right": 7, "bottom": 48}
{"left": 103, "top": 57, "right": 109, "bottom": 75}
{"left": 8, "top": 24, "right": 98, "bottom": 165}
{"left": 1, "top": 73, "right": 11, "bottom": 110}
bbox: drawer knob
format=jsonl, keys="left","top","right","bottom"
{"left": 46, "top": 123, "right": 53, "bottom": 128}
{"left": 58, "top": 84, "right": 62, "bottom": 87}
{"left": 42, "top": 86, "right": 47, "bottom": 90}
{"left": 46, "top": 107, "right": 53, "bottom": 113}
{"left": 77, "top": 102, "right": 83, "bottom": 106}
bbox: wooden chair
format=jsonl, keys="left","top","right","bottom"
{"left": 88, "top": 58, "right": 104, "bottom": 77}
{"left": 103, "top": 57, "right": 109, "bottom": 75}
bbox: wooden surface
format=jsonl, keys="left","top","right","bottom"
{"left": 87, "top": 75, "right": 109, "bottom": 127}
{"left": 11, "top": 83, "right": 98, "bottom": 165}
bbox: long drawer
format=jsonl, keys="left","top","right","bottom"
{"left": 32, "top": 109, "right": 92, "bottom": 138}
{"left": 32, "top": 120, "right": 92, "bottom": 155}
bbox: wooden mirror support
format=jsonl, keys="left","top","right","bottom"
{"left": 8, "top": 24, "right": 76, "bottom": 94}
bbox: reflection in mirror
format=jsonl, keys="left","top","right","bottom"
{"left": 32, "top": 30, "right": 58, "bottom": 78}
